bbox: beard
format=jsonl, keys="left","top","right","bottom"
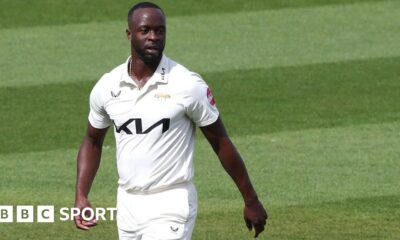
{"left": 133, "top": 43, "right": 164, "bottom": 66}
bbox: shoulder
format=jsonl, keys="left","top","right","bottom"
{"left": 166, "top": 56, "right": 207, "bottom": 92}
{"left": 91, "top": 61, "right": 125, "bottom": 94}
{"left": 108, "top": 62, "right": 126, "bottom": 79}
{"left": 168, "top": 57, "right": 198, "bottom": 79}
{"left": 90, "top": 61, "right": 126, "bottom": 106}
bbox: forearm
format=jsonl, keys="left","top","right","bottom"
{"left": 216, "top": 138, "right": 259, "bottom": 205}
{"left": 75, "top": 136, "right": 102, "bottom": 200}
{"left": 201, "top": 116, "right": 267, "bottom": 237}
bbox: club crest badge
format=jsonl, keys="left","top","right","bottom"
{"left": 154, "top": 92, "right": 171, "bottom": 101}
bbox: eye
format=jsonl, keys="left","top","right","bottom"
{"left": 156, "top": 28, "right": 165, "bottom": 35}
{"left": 139, "top": 27, "right": 149, "bottom": 34}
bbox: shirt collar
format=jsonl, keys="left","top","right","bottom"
{"left": 120, "top": 55, "right": 169, "bottom": 87}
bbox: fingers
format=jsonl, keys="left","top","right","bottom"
{"left": 245, "top": 216, "right": 267, "bottom": 238}
{"left": 243, "top": 201, "right": 268, "bottom": 238}
{"left": 74, "top": 215, "right": 98, "bottom": 230}
{"left": 75, "top": 215, "right": 89, "bottom": 230}
{"left": 253, "top": 220, "right": 265, "bottom": 238}
{"left": 74, "top": 198, "right": 97, "bottom": 231}
{"left": 244, "top": 213, "right": 267, "bottom": 238}
{"left": 83, "top": 218, "right": 98, "bottom": 227}
{"left": 244, "top": 217, "right": 253, "bottom": 231}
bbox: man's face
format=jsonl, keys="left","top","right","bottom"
{"left": 127, "top": 8, "right": 166, "bottom": 64}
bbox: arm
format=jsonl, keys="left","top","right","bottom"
{"left": 74, "top": 122, "right": 108, "bottom": 230}
{"left": 200, "top": 117, "right": 268, "bottom": 238}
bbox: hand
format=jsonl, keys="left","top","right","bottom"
{"left": 74, "top": 197, "right": 98, "bottom": 230}
{"left": 244, "top": 199, "right": 268, "bottom": 238}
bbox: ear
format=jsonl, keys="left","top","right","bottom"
{"left": 126, "top": 29, "right": 132, "bottom": 40}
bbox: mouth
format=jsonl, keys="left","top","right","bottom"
{"left": 145, "top": 46, "right": 160, "bottom": 53}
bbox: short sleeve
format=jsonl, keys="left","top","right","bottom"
{"left": 88, "top": 76, "right": 112, "bottom": 129}
{"left": 185, "top": 74, "right": 219, "bottom": 127}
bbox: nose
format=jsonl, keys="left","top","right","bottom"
{"left": 148, "top": 30, "right": 159, "bottom": 41}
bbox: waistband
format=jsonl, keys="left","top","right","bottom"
{"left": 120, "top": 181, "right": 194, "bottom": 195}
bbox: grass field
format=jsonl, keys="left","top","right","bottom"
{"left": 1, "top": 0, "right": 399, "bottom": 239}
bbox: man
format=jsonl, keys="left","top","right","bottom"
{"left": 75, "top": 2, "right": 267, "bottom": 239}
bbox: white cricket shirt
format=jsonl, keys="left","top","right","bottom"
{"left": 88, "top": 55, "right": 219, "bottom": 193}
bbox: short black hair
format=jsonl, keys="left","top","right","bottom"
{"left": 127, "top": 2, "right": 164, "bottom": 25}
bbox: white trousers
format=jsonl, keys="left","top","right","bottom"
{"left": 117, "top": 183, "right": 198, "bottom": 240}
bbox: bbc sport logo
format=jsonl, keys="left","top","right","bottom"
{"left": 0, "top": 205, "right": 117, "bottom": 223}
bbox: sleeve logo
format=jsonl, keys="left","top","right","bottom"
{"left": 207, "top": 87, "right": 216, "bottom": 106}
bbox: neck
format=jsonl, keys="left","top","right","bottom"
{"left": 129, "top": 54, "right": 162, "bottom": 81}
{"left": 128, "top": 55, "right": 162, "bottom": 89}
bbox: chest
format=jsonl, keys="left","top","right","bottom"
{"left": 104, "top": 86, "right": 186, "bottom": 134}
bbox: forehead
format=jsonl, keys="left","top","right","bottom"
{"left": 130, "top": 8, "right": 165, "bottom": 28}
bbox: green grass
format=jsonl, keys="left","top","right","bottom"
{"left": 1, "top": 1, "right": 399, "bottom": 87}
{"left": 197, "top": 195, "right": 400, "bottom": 239}
{"left": 1, "top": 0, "right": 399, "bottom": 239}
{"left": 1, "top": 122, "right": 399, "bottom": 239}
{"left": 2, "top": 56, "right": 399, "bottom": 153}
{"left": 0, "top": 0, "right": 385, "bottom": 29}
